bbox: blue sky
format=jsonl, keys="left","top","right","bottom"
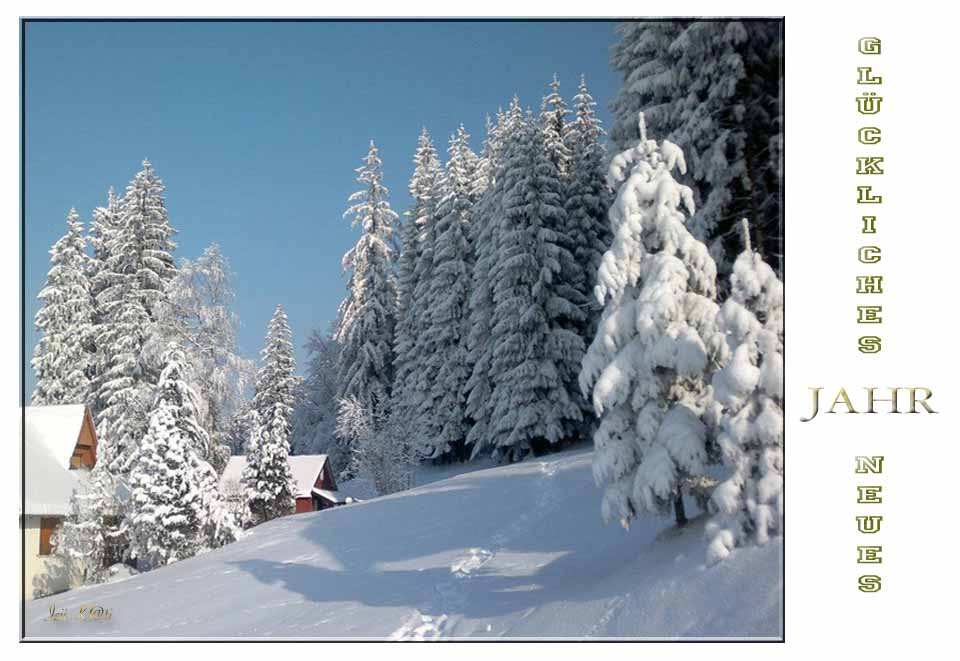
{"left": 23, "top": 20, "right": 622, "bottom": 395}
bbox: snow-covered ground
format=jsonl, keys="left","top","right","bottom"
{"left": 24, "top": 447, "right": 782, "bottom": 639}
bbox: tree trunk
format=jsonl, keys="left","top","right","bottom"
{"left": 673, "top": 488, "right": 688, "bottom": 527}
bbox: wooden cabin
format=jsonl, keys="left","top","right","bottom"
{"left": 219, "top": 454, "right": 346, "bottom": 517}
{"left": 21, "top": 405, "right": 99, "bottom": 600}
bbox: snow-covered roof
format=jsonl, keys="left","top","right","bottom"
{"left": 311, "top": 488, "right": 346, "bottom": 504}
{"left": 22, "top": 405, "right": 89, "bottom": 470}
{"left": 25, "top": 443, "right": 81, "bottom": 516}
{"left": 21, "top": 406, "right": 89, "bottom": 516}
{"left": 220, "top": 454, "right": 330, "bottom": 498}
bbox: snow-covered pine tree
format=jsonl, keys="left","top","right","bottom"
{"left": 609, "top": 21, "right": 783, "bottom": 271}
{"left": 88, "top": 188, "right": 121, "bottom": 308}
{"left": 87, "top": 188, "right": 121, "bottom": 419}
{"left": 482, "top": 111, "right": 585, "bottom": 462}
{"left": 128, "top": 402, "right": 202, "bottom": 569}
{"left": 253, "top": 305, "right": 298, "bottom": 441}
{"left": 238, "top": 307, "right": 299, "bottom": 523}
{"left": 668, "top": 22, "right": 759, "bottom": 263}
{"left": 464, "top": 99, "right": 522, "bottom": 456}
{"left": 580, "top": 114, "right": 725, "bottom": 529}
{"left": 391, "top": 213, "right": 419, "bottom": 416}
{"left": 151, "top": 344, "right": 238, "bottom": 546}
{"left": 241, "top": 407, "right": 297, "bottom": 524}
{"left": 335, "top": 141, "right": 399, "bottom": 450}
{"left": 538, "top": 78, "right": 594, "bottom": 435}
{"left": 127, "top": 348, "right": 209, "bottom": 569}
{"left": 94, "top": 287, "right": 152, "bottom": 478}
{"left": 540, "top": 74, "right": 572, "bottom": 178}
{"left": 564, "top": 75, "right": 612, "bottom": 340}
{"left": 418, "top": 126, "right": 478, "bottom": 461}
{"left": 128, "top": 346, "right": 219, "bottom": 569}
{"left": 609, "top": 21, "right": 688, "bottom": 153}
{"left": 472, "top": 114, "right": 496, "bottom": 200}
{"left": 706, "top": 219, "right": 783, "bottom": 563}
{"left": 93, "top": 160, "right": 178, "bottom": 475}
{"left": 31, "top": 208, "right": 95, "bottom": 406}
{"left": 392, "top": 130, "right": 442, "bottom": 430}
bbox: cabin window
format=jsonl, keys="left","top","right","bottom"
{"left": 70, "top": 444, "right": 95, "bottom": 469}
{"left": 39, "top": 517, "right": 60, "bottom": 556}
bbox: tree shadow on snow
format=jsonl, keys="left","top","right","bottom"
{"left": 226, "top": 454, "right": 683, "bottom": 627}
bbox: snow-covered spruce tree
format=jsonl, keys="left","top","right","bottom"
{"left": 335, "top": 141, "right": 399, "bottom": 461}
{"left": 156, "top": 244, "right": 254, "bottom": 473}
{"left": 464, "top": 98, "right": 522, "bottom": 456}
{"left": 392, "top": 130, "right": 442, "bottom": 431}
{"left": 240, "top": 307, "right": 298, "bottom": 524}
{"left": 481, "top": 112, "right": 585, "bottom": 462}
{"left": 252, "top": 305, "right": 298, "bottom": 440}
{"left": 127, "top": 350, "right": 205, "bottom": 570}
{"left": 706, "top": 220, "right": 783, "bottom": 563}
{"left": 88, "top": 188, "right": 121, "bottom": 309}
{"left": 609, "top": 21, "right": 688, "bottom": 153}
{"left": 418, "top": 126, "right": 478, "bottom": 461}
{"left": 565, "top": 75, "right": 613, "bottom": 340}
{"left": 87, "top": 188, "right": 121, "bottom": 418}
{"left": 472, "top": 114, "right": 496, "bottom": 200}
{"left": 241, "top": 407, "right": 297, "bottom": 524}
{"left": 128, "top": 402, "right": 202, "bottom": 569}
{"left": 32, "top": 208, "right": 95, "bottom": 406}
{"left": 128, "top": 346, "right": 219, "bottom": 569}
{"left": 580, "top": 114, "right": 725, "bottom": 529}
{"left": 540, "top": 74, "right": 571, "bottom": 177}
{"left": 92, "top": 160, "right": 178, "bottom": 475}
{"left": 151, "top": 344, "right": 239, "bottom": 547}
{"left": 610, "top": 21, "right": 783, "bottom": 271}
{"left": 539, "top": 79, "right": 595, "bottom": 436}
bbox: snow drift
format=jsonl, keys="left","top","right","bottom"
{"left": 25, "top": 447, "right": 782, "bottom": 639}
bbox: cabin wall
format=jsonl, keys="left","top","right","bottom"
{"left": 22, "top": 515, "right": 70, "bottom": 601}
{"left": 323, "top": 463, "right": 337, "bottom": 491}
{"left": 315, "top": 462, "right": 337, "bottom": 491}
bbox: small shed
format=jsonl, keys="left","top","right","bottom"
{"left": 219, "top": 454, "right": 342, "bottom": 515}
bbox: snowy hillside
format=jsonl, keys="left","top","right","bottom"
{"left": 25, "top": 448, "right": 782, "bottom": 640}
